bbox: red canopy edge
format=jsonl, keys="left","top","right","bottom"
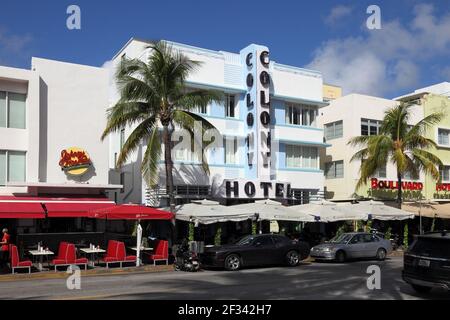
{"left": 89, "top": 204, "right": 174, "bottom": 220}
{"left": 0, "top": 202, "right": 46, "bottom": 219}
{"left": 45, "top": 202, "right": 115, "bottom": 218}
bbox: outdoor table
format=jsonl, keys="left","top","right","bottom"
{"left": 80, "top": 248, "right": 106, "bottom": 267}
{"left": 28, "top": 250, "right": 54, "bottom": 271}
{"left": 129, "top": 247, "right": 153, "bottom": 266}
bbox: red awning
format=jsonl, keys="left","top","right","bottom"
{"left": 45, "top": 202, "right": 115, "bottom": 218}
{"left": 89, "top": 204, "right": 174, "bottom": 220}
{"left": 0, "top": 202, "right": 46, "bottom": 219}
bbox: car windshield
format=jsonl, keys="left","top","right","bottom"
{"left": 329, "top": 234, "right": 353, "bottom": 244}
{"left": 234, "top": 235, "right": 255, "bottom": 246}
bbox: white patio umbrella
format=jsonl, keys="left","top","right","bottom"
{"left": 290, "top": 200, "right": 368, "bottom": 222}
{"left": 136, "top": 223, "right": 143, "bottom": 267}
{"left": 173, "top": 199, "right": 256, "bottom": 225}
{"left": 232, "top": 199, "right": 315, "bottom": 222}
{"left": 350, "top": 200, "right": 415, "bottom": 221}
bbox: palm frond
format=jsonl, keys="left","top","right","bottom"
{"left": 101, "top": 102, "right": 151, "bottom": 140}
{"left": 141, "top": 126, "right": 162, "bottom": 188}
{"left": 172, "top": 110, "right": 217, "bottom": 175}
{"left": 411, "top": 149, "right": 443, "bottom": 181}
{"left": 175, "top": 90, "right": 223, "bottom": 112}
{"left": 116, "top": 117, "right": 156, "bottom": 167}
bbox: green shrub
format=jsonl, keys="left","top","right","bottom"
{"left": 335, "top": 224, "right": 347, "bottom": 238}
{"left": 385, "top": 227, "right": 392, "bottom": 240}
{"left": 252, "top": 222, "right": 257, "bottom": 235}
{"left": 403, "top": 223, "right": 409, "bottom": 250}
{"left": 214, "top": 226, "right": 222, "bottom": 246}
{"left": 188, "top": 222, "right": 195, "bottom": 242}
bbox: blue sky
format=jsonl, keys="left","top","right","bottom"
{"left": 1, "top": 0, "right": 450, "bottom": 98}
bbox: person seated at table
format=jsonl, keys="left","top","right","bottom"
{"left": 0, "top": 228, "right": 10, "bottom": 270}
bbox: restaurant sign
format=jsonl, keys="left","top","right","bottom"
{"left": 371, "top": 178, "right": 423, "bottom": 191}
{"left": 59, "top": 147, "right": 92, "bottom": 176}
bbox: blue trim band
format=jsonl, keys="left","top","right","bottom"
{"left": 276, "top": 139, "right": 332, "bottom": 147}
{"left": 192, "top": 113, "right": 244, "bottom": 122}
{"left": 274, "top": 123, "right": 324, "bottom": 132}
{"left": 186, "top": 81, "right": 246, "bottom": 93}
{"left": 271, "top": 94, "right": 328, "bottom": 107}
{"left": 277, "top": 168, "right": 324, "bottom": 173}
{"left": 157, "top": 161, "right": 244, "bottom": 168}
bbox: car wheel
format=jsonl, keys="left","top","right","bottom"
{"left": 376, "top": 248, "right": 387, "bottom": 261}
{"left": 411, "top": 284, "right": 432, "bottom": 294}
{"left": 286, "top": 250, "right": 300, "bottom": 267}
{"left": 335, "top": 250, "right": 346, "bottom": 263}
{"left": 224, "top": 254, "right": 241, "bottom": 271}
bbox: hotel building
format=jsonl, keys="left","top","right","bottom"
{"left": 319, "top": 93, "right": 424, "bottom": 201}
{"left": 321, "top": 83, "right": 450, "bottom": 204}
{"left": 108, "top": 38, "right": 329, "bottom": 207}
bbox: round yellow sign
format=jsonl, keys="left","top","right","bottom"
{"left": 59, "top": 147, "right": 92, "bottom": 176}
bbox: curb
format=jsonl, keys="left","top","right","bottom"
{"left": 0, "top": 265, "right": 174, "bottom": 282}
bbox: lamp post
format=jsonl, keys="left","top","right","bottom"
{"left": 415, "top": 199, "right": 438, "bottom": 235}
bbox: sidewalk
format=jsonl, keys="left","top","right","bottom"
{"left": 0, "top": 264, "right": 174, "bottom": 282}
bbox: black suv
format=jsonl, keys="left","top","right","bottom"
{"left": 402, "top": 231, "right": 450, "bottom": 293}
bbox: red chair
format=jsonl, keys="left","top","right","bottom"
{"left": 101, "top": 240, "right": 136, "bottom": 268}
{"left": 149, "top": 240, "right": 169, "bottom": 265}
{"left": 10, "top": 245, "right": 32, "bottom": 274}
{"left": 102, "top": 240, "right": 119, "bottom": 268}
{"left": 52, "top": 242, "right": 88, "bottom": 271}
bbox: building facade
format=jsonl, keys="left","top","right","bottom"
{"left": 319, "top": 93, "right": 424, "bottom": 201}
{"left": 0, "top": 58, "right": 120, "bottom": 233}
{"left": 321, "top": 84, "right": 450, "bottom": 203}
{"left": 109, "top": 39, "right": 329, "bottom": 207}
{"left": 397, "top": 83, "right": 450, "bottom": 201}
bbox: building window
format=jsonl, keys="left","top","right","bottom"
{"left": 324, "top": 121, "right": 343, "bottom": 141}
{"left": 120, "top": 128, "right": 125, "bottom": 150}
{"left": 196, "top": 104, "right": 207, "bottom": 114}
{"left": 0, "top": 91, "right": 26, "bottom": 129}
{"left": 173, "top": 138, "right": 190, "bottom": 162}
{"left": 225, "top": 94, "right": 236, "bottom": 118}
{"left": 224, "top": 137, "right": 238, "bottom": 164}
{"left": 0, "top": 150, "right": 26, "bottom": 186}
{"left": 438, "top": 129, "right": 450, "bottom": 146}
{"left": 325, "top": 160, "right": 344, "bottom": 179}
{"left": 440, "top": 166, "right": 450, "bottom": 182}
{"left": 361, "top": 118, "right": 381, "bottom": 136}
{"left": 285, "top": 145, "right": 318, "bottom": 169}
{"left": 403, "top": 171, "right": 419, "bottom": 181}
{"left": 285, "top": 104, "right": 317, "bottom": 127}
{"left": 375, "top": 164, "right": 387, "bottom": 178}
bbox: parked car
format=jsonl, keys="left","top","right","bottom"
{"left": 310, "top": 232, "right": 392, "bottom": 262}
{"left": 403, "top": 231, "right": 450, "bottom": 293}
{"left": 199, "top": 234, "right": 310, "bottom": 271}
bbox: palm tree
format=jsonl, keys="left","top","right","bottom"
{"left": 349, "top": 102, "right": 444, "bottom": 207}
{"left": 101, "top": 41, "right": 222, "bottom": 212}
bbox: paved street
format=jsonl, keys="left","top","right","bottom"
{"left": 0, "top": 257, "right": 448, "bottom": 300}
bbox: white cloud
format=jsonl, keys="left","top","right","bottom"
{"left": 307, "top": 4, "right": 450, "bottom": 97}
{"left": 324, "top": 5, "right": 353, "bottom": 26}
{"left": 102, "top": 59, "right": 120, "bottom": 104}
{"left": 0, "top": 27, "right": 32, "bottom": 66}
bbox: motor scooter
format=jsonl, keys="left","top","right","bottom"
{"left": 174, "top": 242, "right": 201, "bottom": 272}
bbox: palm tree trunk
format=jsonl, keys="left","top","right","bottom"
{"left": 162, "top": 125, "right": 176, "bottom": 213}
{"left": 397, "top": 172, "right": 402, "bottom": 209}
